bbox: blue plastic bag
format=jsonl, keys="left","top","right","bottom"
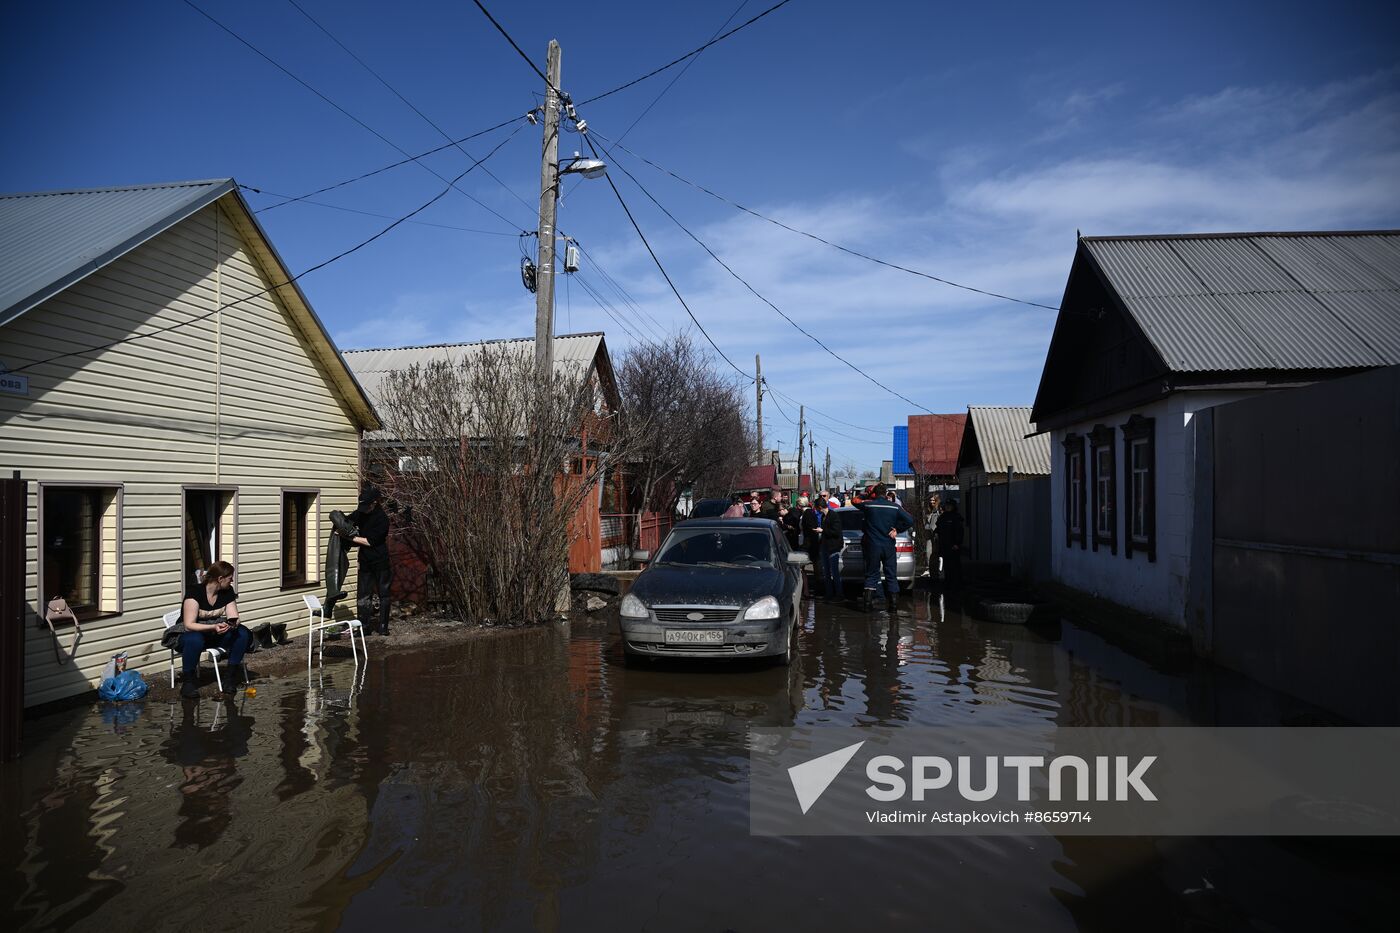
{"left": 98, "top": 670, "right": 149, "bottom": 701}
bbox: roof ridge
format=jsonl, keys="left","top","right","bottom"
{"left": 0, "top": 178, "right": 233, "bottom": 200}
{"left": 343, "top": 332, "right": 604, "bottom": 354}
{"left": 1081, "top": 229, "right": 1400, "bottom": 243}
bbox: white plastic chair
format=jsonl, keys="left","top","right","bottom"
{"left": 163, "top": 608, "right": 249, "bottom": 692}
{"left": 303, "top": 595, "right": 367, "bottom": 669}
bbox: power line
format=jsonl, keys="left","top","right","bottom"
{"left": 593, "top": 133, "right": 935, "bottom": 413}
{"left": 764, "top": 385, "right": 890, "bottom": 438}
{"left": 12, "top": 125, "right": 523, "bottom": 376}
{"left": 581, "top": 135, "right": 752, "bottom": 382}
{"left": 468, "top": 0, "right": 551, "bottom": 88}
{"left": 182, "top": 0, "right": 524, "bottom": 232}
{"left": 593, "top": 131, "right": 1062, "bottom": 312}
{"left": 577, "top": 0, "right": 798, "bottom": 106}
{"left": 614, "top": 0, "right": 749, "bottom": 145}
{"left": 240, "top": 184, "right": 520, "bottom": 235}
{"left": 286, "top": 0, "right": 539, "bottom": 225}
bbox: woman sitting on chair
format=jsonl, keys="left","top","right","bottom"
{"left": 178, "top": 560, "right": 251, "bottom": 698}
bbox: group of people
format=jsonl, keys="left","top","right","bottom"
{"left": 163, "top": 487, "right": 392, "bottom": 699}
{"left": 721, "top": 483, "right": 966, "bottom": 608}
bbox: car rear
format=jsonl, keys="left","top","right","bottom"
{"left": 832, "top": 507, "right": 914, "bottom": 590}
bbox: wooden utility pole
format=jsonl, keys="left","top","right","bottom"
{"left": 808, "top": 435, "right": 816, "bottom": 488}
{"left": 825, "top": 447, "right": 831, "bottom": 491}
{"left": 534, "top": 40, "right": 563, "bottom": 376}
{"left": 754, "top": 354, "right": 763, "bottom": 464}
{"left": 797, "top": 405, "right": 805, "bottom": 489}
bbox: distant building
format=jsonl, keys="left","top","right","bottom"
{"left": 0, "top": 179, "right": 379, "bottom": 706}
{"left": 906, "top": 413, "right": 968, "bottom": 497}
{"left": 955, "top": 406, "right": 1050, "bottom": 490}
{"left": 891, "top": 425, "right": 913, "bottom": 493}
{"left": 1032, "top": 230, "right": 1400, "bottom": 628}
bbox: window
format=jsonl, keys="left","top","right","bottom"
{"left": 1088, "top": 424, "right": 1117, "bottom": 554}
{"left": 183, "top": 487, "right": 236, "bottom": 589}
{"left": 281, "top": 490, "right": 320, "bottom": 588}
{"left": 41, "top": 485, "right": 122, "bottom": 620}
{"left": 1061, "top": 434, "right": 1086, "bottom": 548}
{"left": 1121, "top": 415, "right": 1156, "bottom": 561}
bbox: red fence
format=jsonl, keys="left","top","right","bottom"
{"left": 601, "top": 513, "right": 673, "bottom": 553}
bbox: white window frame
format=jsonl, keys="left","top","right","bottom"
{"left": 1130, "top": 438, "right": 1150, "bottom": 544}
{"left": 1069, "top": 450, "right": 1083, "bottom": 536}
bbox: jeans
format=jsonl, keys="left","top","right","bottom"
{"left": 180, "top": 626, "right": 251, "bottom": 677}
{"left": 358, "top": 562, "right": 392, "bottom": 633}
{"left": 863, "top": 536, "right": 899, "bottom": 595}
{"left": 822, "top": 547, "right": 842, "bottom": 598}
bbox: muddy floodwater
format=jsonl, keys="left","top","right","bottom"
{"left": 3, "top": 593, "right": 1394, "bottom": 931}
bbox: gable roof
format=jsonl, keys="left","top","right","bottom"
{"left": 958, "top": 406, "right": 1050, "bottom": 476}
{"left": 343, "top": 333, "right": 619, "bottom": 438}
{"left": 1081, "top": 230, "right": 1400, "bottom": 372}
{"left": 906, "top": 413, "right": 967, "bottom": 476}
{"left": 735, "top": 464, "right": 778, "bottom": 491}
{"left": 0, "top": 178, "right": 379, "bottom": 430}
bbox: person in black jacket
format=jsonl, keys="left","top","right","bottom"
{"left": 935, "top": 499, "right": 966, "bottom": 592}
{"left": 351, "top": 487, "right": 392, "bottom": 635}
{"left": 801, "top": 498, "right": 824, "bottom": 594}
{"left": 818, "top": 500, "right": 845, "bottom": 600}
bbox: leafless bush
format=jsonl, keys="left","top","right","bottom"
{"left": 371, "top": 346, "right": 629, "bottom": 624}
{"left": 617, "top": 335, "right": 754, "bottom": 514}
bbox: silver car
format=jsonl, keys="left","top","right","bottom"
{"left": 619, "top": 519, "right": 807, "bottom": 665}
{"left": 829, "top": 507, "right": 915, "bottom": 591}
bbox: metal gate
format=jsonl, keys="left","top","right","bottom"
{"left": 1, "top": 475, "right": 26, "bottom": 761}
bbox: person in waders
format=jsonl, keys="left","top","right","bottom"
{"left": 351, "top": 487, "right": 392, "bottom": 636}
{"left": 856, "top": 483, "right": 913, "bottom": 613}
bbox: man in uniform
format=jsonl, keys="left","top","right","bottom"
{"left": 856, "top": 483, "right": 913, "bottom": 612}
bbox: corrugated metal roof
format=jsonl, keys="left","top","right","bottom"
{"left": 892, "top": 425, "right": 910, "bottom": 475}
{"left": 963, "top": 406, "right": 1050, "bottom": 476}
{"left": 0, "top": 179, "right": 234, "bottom": 326}
{"left": 1082, "top": 231, "right": 1400, "bottom": 373}
{"left": 344, "top": 333, "right": 610, "bottom": 439}
{"left": 906, "top": 413, "right": 967, "bottom": 476}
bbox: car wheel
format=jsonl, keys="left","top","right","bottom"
{"left": 776, "top": 618, "right": 793, "bottom": 667}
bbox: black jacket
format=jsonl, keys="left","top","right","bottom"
{"left": 819, "top": 509, "right": 844, "bottom": 552}
{"left": 800, "top": 507, "right": 822, "bottom": 551}
{"left": 352, "top": 506, "right": 391, "bottom": 569}
{"left": 935, "top": 510, "right": 965, "bottom": 550}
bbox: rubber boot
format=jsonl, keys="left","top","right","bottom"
{"left": 180, "top": 678, "right": 200, "bottom": 699}
{"left": 886, "top": 592, "right": 899, "bottom": 614}
{"left": 861, "top": 588, "right": 876, "bottom": 612}
{"left": 222, "top": 665, "right": 245, "bottom": 693}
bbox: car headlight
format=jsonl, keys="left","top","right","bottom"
{"left": 620, "top": 593, "right": 649, "bottom": 618}
{"left": 744, "top": 596, "right": 781, "bottom": 620}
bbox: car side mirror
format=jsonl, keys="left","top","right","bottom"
{"left": 786, "top": 551, "right": 810, "bottom": 566}
{"left": 633, "top": 550, "right": 651, "bottom": 564}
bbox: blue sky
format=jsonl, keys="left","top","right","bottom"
{"left": 4, "top": 0, "right": 1398, "bottom": 469}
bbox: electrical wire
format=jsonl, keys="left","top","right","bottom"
{"left": 763, "top": 385, "right": 890, "bottom": 438}
{"left": 240, "top": 185, "right": 520, "bottom": 235}
{"left": 182, "top": 0, "right": 524, "bottom": 233}
{"left": 614, "top": 0, "right": 749, "bottom": 145}
{"left": 286, "top": 0, "right": 540, "bottom": 225}
{"left": 573, "top": 242, "right": 671, "bottom": 339}
{"left": 593, "top": 131, "right": 1062, "bottom": 312}
{"left": 572, "top": 273, "right": 645, "bottom": 343}
{"left": 577, "top": 0, "right": 797, "bottom": 106}
{"left": 252, "top": 117, "right": 524, "bottom": 215}
{"left": 581, "top": 135, "right": 752, "bottom": 382}
{"left": 468, "top": 0, "right": 552, "bottom": 88}
{"left": 11, "top": 125, "right": 523, "bottom": 376}
{"left": 593, "top": 133, "right": 935, "bottom": 413}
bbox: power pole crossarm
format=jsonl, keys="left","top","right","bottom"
{"left": 535, "top": 39, "right": 563, "bottom": 376}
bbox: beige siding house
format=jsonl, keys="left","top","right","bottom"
{"left": 0, "top": 179, "right": 379, "bottom": 707}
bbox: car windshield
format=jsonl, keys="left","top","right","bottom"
{"left": 654, "top": 528, "right": 774, "bottom": 567}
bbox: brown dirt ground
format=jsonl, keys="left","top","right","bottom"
{"left": 139, "top": 601, "right": 612, "bottom": 702}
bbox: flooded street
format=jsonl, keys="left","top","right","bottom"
{"left": 3, "top": 594, "right": 1393, "bottom": 932}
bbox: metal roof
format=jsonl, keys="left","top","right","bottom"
{"left": 906, "top": 413, "right": 967, "bottom": 476}
{"left": 344, "top": 333, "right": 612, "bottom": 438}
{"left": 0, "top": 179, "right": 234, "bottom": 326}
{"left": 961, "top": 406, "right": 1050, "bottom": 476}
{"left": 891, "top": 425, "right": 910, "bottom": 475}
{"left": 1082, "top": 231, "right": 1400, "bottom": 372}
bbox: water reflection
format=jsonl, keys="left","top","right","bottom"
{"left": 1, "top": 595, "right": 1390, "bottom": 931}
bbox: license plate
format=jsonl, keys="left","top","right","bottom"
{"left": 664, "top": 629, "right": 725, "bottom": 644}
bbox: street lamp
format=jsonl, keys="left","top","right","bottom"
{"left": 560, "top": 154, "right": 607, "bottom": 179}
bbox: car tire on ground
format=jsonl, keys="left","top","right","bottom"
{"left": 776, "top": 619, "right": 794, "bottom": 667}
